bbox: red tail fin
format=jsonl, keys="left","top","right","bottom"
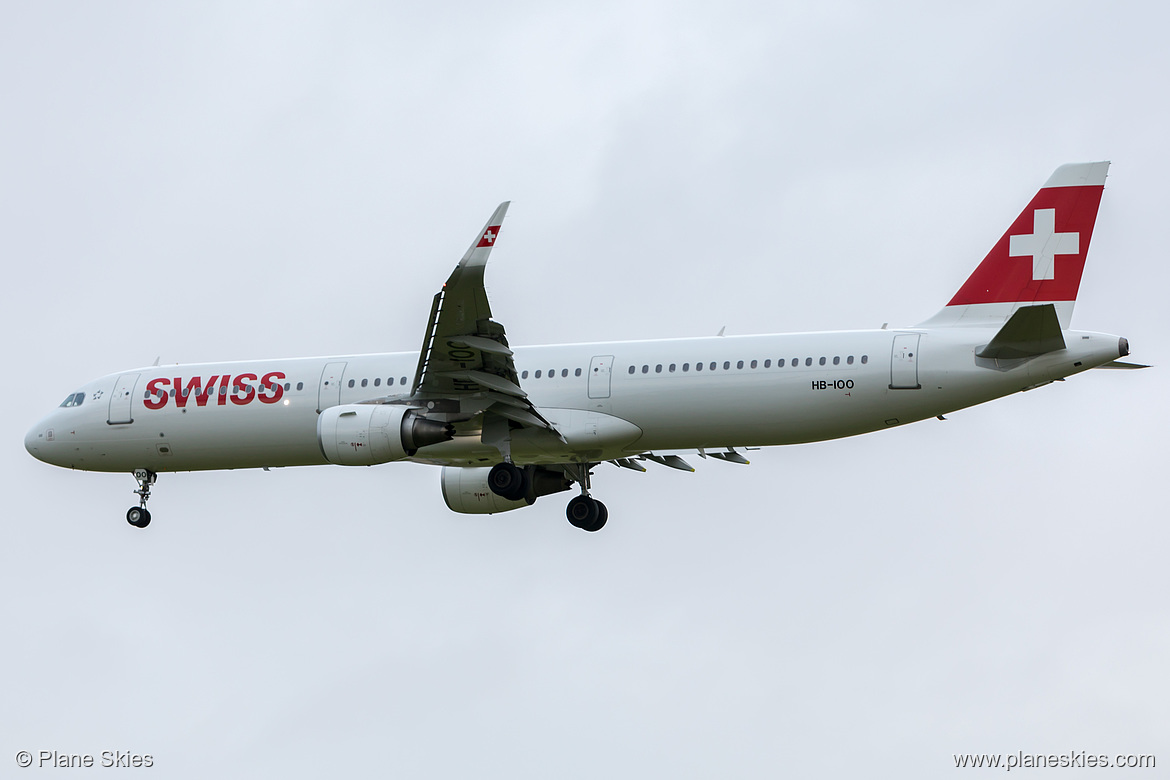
{"left": 925, "top": 161, "right": 1108, "bottom": 328}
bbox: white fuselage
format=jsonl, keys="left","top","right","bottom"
{"left": 24, "top": 327, "right": 1124, "bottom": 474}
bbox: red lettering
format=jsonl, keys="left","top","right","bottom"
{"left": 231, "top": 373, "right": 257, "bottom": 406}
{"left": 149, "top": 372, "right": 285, "bottom": 409}
{"left": 144, "top": 377, "right": 170, "bottom": 410}
{"left": 195, "top": 376, "right": 219, "bottom": 406}
{"left": 173, "top": 376, "right": 218, "bottom": 408}
{"left": 173, "top": 377, "right": 194, "bottom": 408}
{"left": 258, "top": 371, "right": 286, "bottom": 404}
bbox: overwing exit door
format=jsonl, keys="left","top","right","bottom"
{"left": 588, "top": 355, "right": 613, "bottom": 399}
{"left": 318, "top": 362, "right": 347, "bottom": 412}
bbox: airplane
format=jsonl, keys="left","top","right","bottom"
{"left": 25, "top": 161, "right": 1143, "bottom": 532}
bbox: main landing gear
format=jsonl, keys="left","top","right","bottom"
{"left": 126, "top": 469, "right": 156, "bottom": 528}
{"left": 561, "top": 463, "right": 607, "bottom": 532}
{"left": 566, "top": 494, "right": 608, "bottom": 533}
{"left": 487, "top": 461, "right": 608, "bottom": 532}
{"left": 487, "top": 461, "right": 528, "bottom": 501}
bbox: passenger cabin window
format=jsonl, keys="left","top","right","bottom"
{"left": 575, "top": 368, "right": 582, "bottom": 377}
{"left": 861, "top": 355, "right": 869, "bottom": 364}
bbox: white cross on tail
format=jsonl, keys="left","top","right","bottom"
{"left": 1009, "top": 208, "right": 1079, "bottom": 281}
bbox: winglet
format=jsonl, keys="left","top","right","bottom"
{"left": 459, "top": 201, "right": 510, "bottom": 269}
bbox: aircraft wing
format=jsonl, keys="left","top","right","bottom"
{"left": 409, "top": 203, "right": 560, "bottom": 438}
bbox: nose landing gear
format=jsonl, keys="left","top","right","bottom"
{"left": 127, "top": 469, "right": 156, "bottom": 528}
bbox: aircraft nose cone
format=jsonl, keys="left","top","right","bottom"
{"left": 24, "top": 426, "right": 40, "bottom": 458}
{"left": 24, "top": 420, "right": 54, "bottom": 463}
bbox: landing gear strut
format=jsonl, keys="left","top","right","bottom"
{"left": 127, "top": 469, "right": 155, "bottom": 528}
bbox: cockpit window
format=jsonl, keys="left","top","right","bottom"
{"left": 59, "top": 392, "right": 85, "bottom": 408}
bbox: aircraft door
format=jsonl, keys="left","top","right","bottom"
{"left": 317, "top": 362, "right": 347, "bottom": 412}
{"left": 108, "top": 373, "right": 141, "bottom": 425}
{"left": 588, "top": 355, "right": 614, "bottom": 399}
{"left": 889, "top": 334, "right": 921, "bottom": 390}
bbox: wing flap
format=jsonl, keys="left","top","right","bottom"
{"left": 437, "top": 369, "right": 526, "bottom": 397}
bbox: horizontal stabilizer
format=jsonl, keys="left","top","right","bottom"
{"left": 975, "top": 304, "right": 1066, "bottom": 359}
{"left": 1094, "top": 360, "right": 1150, "bottom": 369}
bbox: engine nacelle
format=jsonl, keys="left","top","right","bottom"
{"left": 317, "top": 404, "right": 453, "bottom": 466}
{"left": 440, "top": 466, "right": 572, "bottom": 514}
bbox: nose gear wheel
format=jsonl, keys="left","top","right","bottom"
{"left": 127, "top": 469, "right": 156, "bottom": 528}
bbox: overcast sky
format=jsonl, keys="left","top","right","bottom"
{"left": 2, "top": 2, "right": 1167, "bottom": 777}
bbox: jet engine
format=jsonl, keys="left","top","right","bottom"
{"left": 441, "top": 465, "right": 572, "bottom": 514}
{"left": 317, "top": 404, "right": 453, "bottom": 466}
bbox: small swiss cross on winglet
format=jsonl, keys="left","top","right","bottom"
{"left": 477, "top": 225, "right": 500, "bottom": 248}
{"left": 458, "top": 201, "right": 511, "bottom": 268}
